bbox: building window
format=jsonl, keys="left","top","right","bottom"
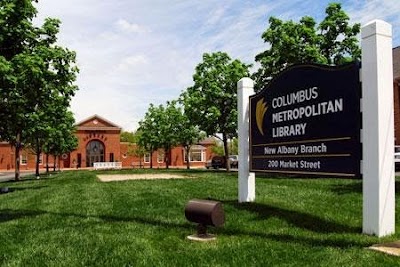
{"left": 184, "top": 147, "right": 205, "bottom": 162}
{"left": 110, "top": 153, "right": 114, "bottom": 162}
{"left": 21, "top": 154, "right": 28, "bottom": 165}
{"left": 25, "top": 154, "right": 42, "bottom": 165}
{"left": 144, "top": 153, "right": 150, "bottom": 163}
{"left": 86, "top": 140, "right": 105, "bottom": 167}
{"left": 157, "top": 151, "right": 164, "bottom": 163}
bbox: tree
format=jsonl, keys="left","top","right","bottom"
{"left": 156, "top": 101, "right": 179, "bottom": 169}
{"left": 137, "top": 104, "right": 162, "bottom": 169}
{"left": 172, "top": 100, "right": 205, "bottom": 169}
{"left": 42, "top": 110, "right": 78, "bottom": 174}
{"left": 120, "top": 131, "right": 138, "bottom": 143}
{"left": 25, "top": 20, "right": 78, "bottom": 177}
{"left": 253, "top": 2, "right": 360, "bottom": 91}
{"left": 0, "top": 0, "right": 39, "bottom": 180}
{"left": 211, "top": 137, "right": 237, "bottom": 156}
{"left": 138, "top": 102, "right": 181, "bottom": 169}
{"left": 129, "top": 130, "right": 147, "bottom": 168}
{"left": 138, "top": 100, "right": 205, "bottom": 169}
{"left": 181, "top": 52, "right": 250, "bottom": 171}
{"left": 0, "top": 1, "right": 78, "bottom": 180}
{"left": 121, "top": 130, "right": 146, "bottom": 167}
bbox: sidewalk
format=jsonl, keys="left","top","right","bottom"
{"left": 0, "top": 171, "right": 38, "bottom": 182}
{"left": 0, "top": 170, "right": 52, "bottom": 182}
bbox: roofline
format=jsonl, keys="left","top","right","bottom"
{"left": 77, "top": 126, "right": 121, "bottom": 131}
{"left": 75, "top": 114, "right": 122, "bottom": 128}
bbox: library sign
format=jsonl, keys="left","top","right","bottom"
{"left": 249, "top": 63, "right": 361, "bottom": 177}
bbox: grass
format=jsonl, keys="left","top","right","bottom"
{"left": 0, "top": 169, "right": 400, "bottom": 266}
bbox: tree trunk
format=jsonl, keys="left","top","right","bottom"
{"left": 222, "top": 133, "right": 230, "bottom": 172}
{"left": 14, "top": 133, "right": 21, "bottom": 181}
{"left": 53, "top": 155, "right": 56, "bottom": 172}
{"left": 46, "top": 153, "right": 49, "bottom": 174}
{"left": 165, "top": 148, "right": 170, "bottom": 169}
{"left": 35, "top": 154, "right": 40, "bottom": 178}
{"left": 185, "top": 145, "right": 191, "bottom": 170}
{"left": 35, "top": 138, "right": 40, "bottom": 178}
{"left": 150, "top": 149, "right": 153, "bottom": 169}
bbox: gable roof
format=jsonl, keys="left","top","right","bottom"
{"left": 76, "top": 114, "right": 122, "bottom": 131}
{"left": 199, "top": 136, "right": 218, "bottom": 145}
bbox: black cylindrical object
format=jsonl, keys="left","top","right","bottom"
{"left": 184, "top": 199, "right": 224, "bottom": 227}
{"left": 0, "top": 187, "right": 9, "bottom": 194}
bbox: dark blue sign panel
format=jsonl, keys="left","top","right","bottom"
{"left": 249, "top": 63, "right": 361, "bottom": 177}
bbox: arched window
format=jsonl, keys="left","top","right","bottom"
{"left": 86, "top": 140, "right": 105, "bottom": 167}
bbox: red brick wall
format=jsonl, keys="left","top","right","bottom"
{"left": 119, "top": 143, "right": 215, "bottom": 169}
{"left": 0, "top": 143, "right": 14, "bottom": 170}
{"left": 69, "top": 129, "right": 121, "bottom": 168}
{"left": 0, "top": 143, "right": 58, "bottom": 170}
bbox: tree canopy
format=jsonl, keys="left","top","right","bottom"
{"left": 253, "top": 2, "right": 360, "bottom": 91}
{"left": 181, "top": 51, "right": 250, "bottom": 171}
{"left": 137, "top": 100, "right": 204, "bottom": 169}
{"left": 0, "top": 0, "right": 79, "bottom": 179}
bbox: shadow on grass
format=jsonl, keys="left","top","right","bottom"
{"left": 10, "top": 186, "right": 48, "bottom": 192}
{"left": 223, "top": 200, "right": 361, "bottom": 234}
{"left": 63, "top": 209, "right": 369, "bottom": 248}
{"left": 330, "top": 182, "right": 362, "bottom": 195}
{"left": 331, "top": 181, "right": 400, "bottom": 195}
{"left": 0, "top": 209, "right": 45, "bottom": 223}
{"left": 221, "top": 228, "right": 370, "bottom": 248}
{"left": 0, "top": 176, "right": 58, "bottom": 185}
{"left": 96, "top": 214, "right": 192, "bottom": 230}
{"left": 0, "top": 186, "right": 48, "bottom": 194}
{"left": 0, "top": 207, "right": 370, "bottom": 249}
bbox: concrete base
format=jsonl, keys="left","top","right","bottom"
{"left": 369, "top": 241, "right": 400, "bottom": 256}
{"left": 187, "top": 234, "right": 217, "bottom": 242}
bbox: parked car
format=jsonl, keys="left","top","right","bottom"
{"left": 211, "top": 156, "right": 226, "bottom": 169}
{"left": 395, "top": 146, "right": 400, "bottom": 170}
{"left": 210, "top": 155, "right": 238, "bottom": 169}
{"left": 229, "top": 155, "right": 238, "bottom": 169}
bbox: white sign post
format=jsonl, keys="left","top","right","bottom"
{"left": 361, "top": 20, "right": 395, "bottom": 237}
{"left": 237, "top": 78, "right": 255, "bottom": 202}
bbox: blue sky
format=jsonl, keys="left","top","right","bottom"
{"left": 33, "top": 0, "right": 400, "bottom": 131}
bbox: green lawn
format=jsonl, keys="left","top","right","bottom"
{"left": 0, "top": 169, "right": 399, "bottom": 266}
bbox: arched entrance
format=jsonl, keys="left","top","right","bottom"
{"left": 86, "top": 140, "right": 105, "bottom": 167}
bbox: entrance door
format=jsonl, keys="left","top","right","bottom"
{"left": 63, "top": 153, "right": 70, "bottom": 168}
{"left": 77, "top": 153, "right": 81, "bottom": 168}
{"left": 86, "top": 140, "right": 105, "bottom": 167}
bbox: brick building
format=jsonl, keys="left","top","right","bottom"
{"left": 0, "top": 114, "right": 216, "bottom": 171}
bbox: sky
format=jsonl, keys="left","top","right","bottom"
{"left": 33, "top": 0, "right": 400, "bottom": 131}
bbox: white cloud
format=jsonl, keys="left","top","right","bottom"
{"left": 346, "top": 0, "right": 400, "bottom": 45}
{"left": 115, "top": 19, "right": 150, "bottom": 34}
{"left": 115, "top": 55, "right": 149, "bottom": 72}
